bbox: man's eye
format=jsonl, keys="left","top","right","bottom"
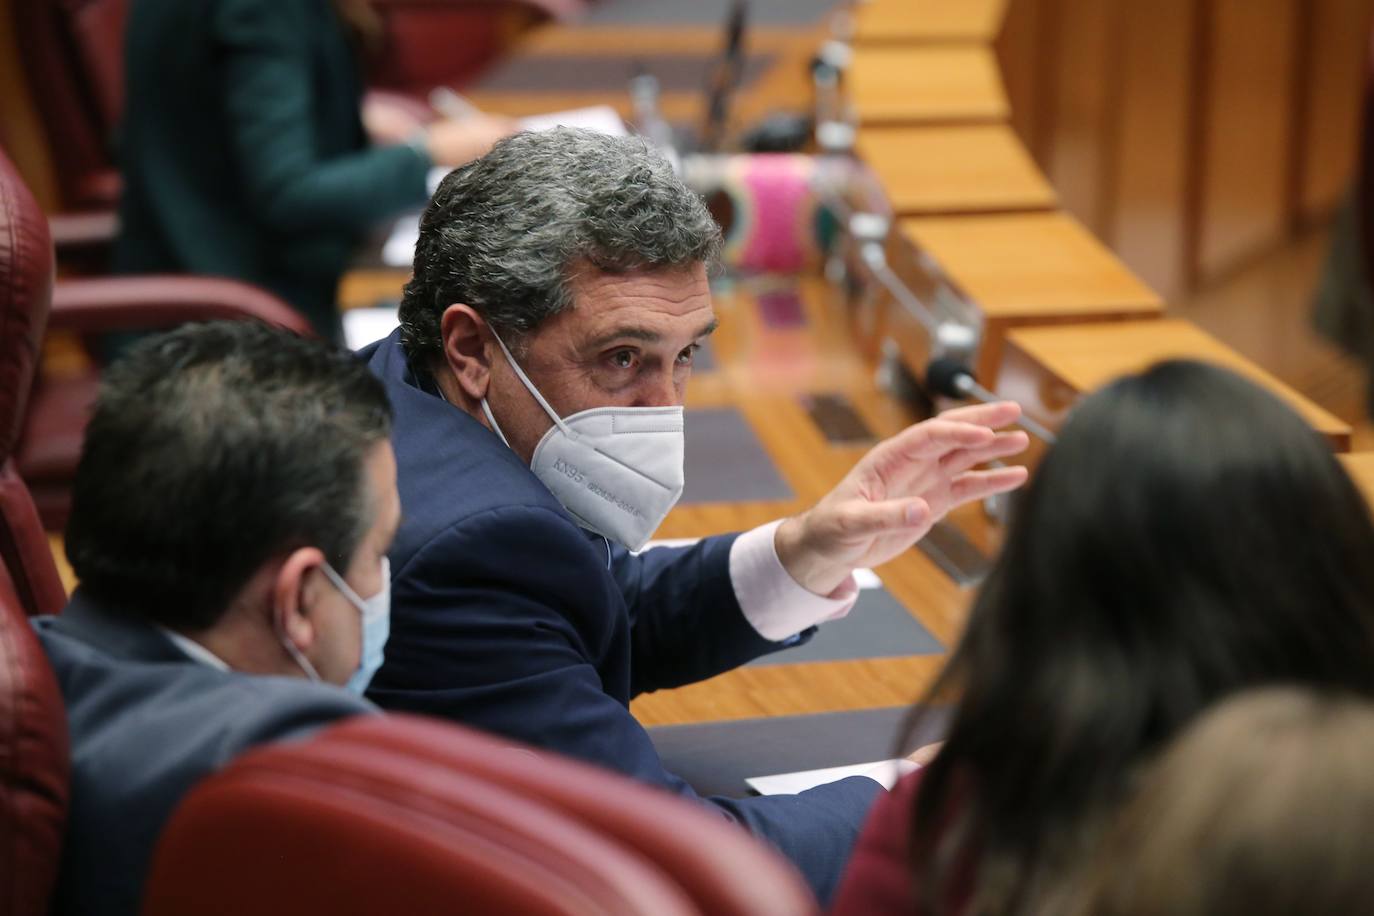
{"left": 609, "top": 350, "right": 637, "bottom": 370}
{"left": 676, "top": 344, "right": 701, "bottom": 366}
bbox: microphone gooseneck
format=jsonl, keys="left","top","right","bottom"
{"left": 923, "top": 358, "right": 1058, "bottom": 445}
{"left": 925, "top": 356, "right": 976, "bottom": 400}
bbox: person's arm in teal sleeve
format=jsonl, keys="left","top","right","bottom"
{"left": 214, "top": 0, "right": 431, "bottom": 233}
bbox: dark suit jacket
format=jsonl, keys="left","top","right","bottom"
{"left": 363, "top": 330, "right": 880, "bottom": 904}
{"left": 34, "top": 590, "right": 374, "bottom": 916}
{"left": 115, "top": 0, "right": 431, "bottom": 335}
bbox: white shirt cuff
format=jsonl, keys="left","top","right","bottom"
{"left": 729, "top": 520, "right": 860, "bottom": 642}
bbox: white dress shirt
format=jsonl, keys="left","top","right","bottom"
{"left": 728, "top": 520, "right": 860, "bottom": 642}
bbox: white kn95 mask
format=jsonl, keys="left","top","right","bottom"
{"left": 480, "top": 331, "right": 685, "bottom": 552}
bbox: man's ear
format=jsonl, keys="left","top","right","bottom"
{"left": 440, "top": 304, "right": 494, "bottom": 402}
{"left": 272, "top": 546, "right": 327, "bottom": 653}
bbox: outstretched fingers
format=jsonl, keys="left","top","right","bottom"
{"left": 937, "top": 430, "right": 1031, "bottom": 478}
{"left": 941, "top": 466, "right": 1030, "bottom": 511}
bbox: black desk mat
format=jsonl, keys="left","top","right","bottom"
{"left": 682, "top": 407, "right": 795, "bottom": 504}
{"left": 473, "top": 52, "right": 776, "bottom": 94}
{"left": 580, "top": 0, "right": 842, "bottom": 26}
{"left": 747, "top": 586, "right": 942, "bottom": 666}
{"left": 649, "top": 706, "right": 949, "bottom": 797}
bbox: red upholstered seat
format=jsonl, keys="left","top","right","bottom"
{"left": 0, "top": 145, "right": 66, "bottom": 619}
{"left": 142, "top": 719, "right": 701, "bottom": 916}
{"left": 0, "top": 564, "right": 69, "bottom": 916}
{"left": 366, "top": 0, "right": 587, "bottom": 96}
{"left": 0, "top": 146, "right": 72, "bottom": 916}
{"left": 12, "top": 273, "right": 315, "bottom": 531}
{"left": 326, "top": 715, "right": 820, "bottom": 916}
{"left": 144, "top": 715, "right": 817, "bottom": 915}
{"left": 12, "top": 0, "right": 128, "bottom": 214}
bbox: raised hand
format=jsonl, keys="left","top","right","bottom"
{"left": 774, "top": 402, "right": 1030, "bottom": 595}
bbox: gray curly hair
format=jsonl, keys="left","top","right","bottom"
{"left": 399, "top": 128, "right": 722, "bottom": 368}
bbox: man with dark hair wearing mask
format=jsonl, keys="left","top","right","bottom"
{"left": 365, "top": 128, "right": 1029, "bottom": 904}
{"left": 34, "top": 321, "right": 400, "bottom": 916}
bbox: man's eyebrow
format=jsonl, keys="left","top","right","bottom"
{"left": 585, "top": 319, "right": 719, "bottom": 349}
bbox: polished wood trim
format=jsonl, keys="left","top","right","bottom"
{"left": 899, "top": 212, "right": 1162, "bottom": 317}
{"left": 1339, "top": 453, "right": 1374, "bottom": 507}
{"left": 848, "top": 46, "right": 1011, "bottom": 125}
{"left": 852, "top": 0, "right": 1010, "bottom": 45}
{"left": 999, "top": 318, "right": 1354, "bottom": 450}
{"left": 856, "top": 124, "right": 1057, "bottom": 216}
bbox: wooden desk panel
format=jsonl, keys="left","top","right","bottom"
{"left": 857, "top": 124, "right": 1056, "bottom": 216}
{"left": 848, "top": 46, "right": 1010, "bottom": 125}
{"left": 898, "top": 212, "right": 1163, "bottom": 381}
{"left": 997, "top": 319, "right": 1353, "bottom": 451}
{"left": 1340, "top": 453, "right": 1374, "bottom": 507}
{"left": 852, "top": 0, "right": 1010, "bottom": 44}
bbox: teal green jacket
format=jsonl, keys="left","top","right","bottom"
{"left": 115, "top": 0, "right": 430, "bottom": 335}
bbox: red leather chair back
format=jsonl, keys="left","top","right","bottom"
{"left": 12, "top": 0, "right": 129, "bottom": 210}
{"left": 310, "top": 716, "right": 818, "bottom": 916}
{"left": 0, "top": 147, "right": 66, "bottom": 619}
{"left": 0, "top": 149, "right": 71, "bottom": 916}
{"left": 0, "top": 568, "right": 70, "bottom": 916}
{"left": 142, "top": 719, "right": 700, "bottom": 916}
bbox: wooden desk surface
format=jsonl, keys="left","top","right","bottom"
{"left": 464, "top": 22, "right": 823, "bottom": 129}
{"left": 1000, "top": 319, "right": 1353, "bottom": 451}
{"left": 899, "top": 212, "right": 1163, "bottom": 317}
{"left": 857, "top": 124, "right": 1057, "bottom": 215}
{"left": 852, "top": 0, "right": 1010, "bottom": 44}
{"left": 848, "top": 46, "right": 1010, "bottom": 125}
{"left": 1339, "top": 453, "right": 1374, "bottom": 506}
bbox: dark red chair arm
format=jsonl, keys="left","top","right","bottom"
{"left": 48, "top": 276, "right": 314, "bottom": 336}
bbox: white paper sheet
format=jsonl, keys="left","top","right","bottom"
{"left": 516, "top": 104, "right": 630, "bottom": 137}
{"left": 746, "top": 758, "right": 917, "bottom": 796}
{"left": 380, "top": 106, "right": 630, "bottom": 267}
{"left": 342, "top": 306, "right": 400, "bottom": 351}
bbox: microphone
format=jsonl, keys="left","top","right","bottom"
{"left": 925, "top": 357, "right": 1058, "bottom": 444}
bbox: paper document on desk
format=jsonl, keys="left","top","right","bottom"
{"left": 382, "top": 106, "right": 630, "bottom": 267}
{"left": 516, "top": 105, "right": 630, "bottom": 137}
{"left": 342, "top": 306, "right": 399, "bottom": 350}
{"left": 746, "top": 758, "right": 917, "bottom": 796}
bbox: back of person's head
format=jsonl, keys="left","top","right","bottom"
{"left": 906, "top": 360, "right": 1374, "bottom": 915}
{"left": 398, "top": 127, "right": 721, "bottom": 368}
{"left": 65, "top": 321, "right": 392, "bottom": 631}
{"left": 1064, "top": 687, "right": 1374, "bottom": 916}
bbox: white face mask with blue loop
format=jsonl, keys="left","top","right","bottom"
{"left": 281, "top": 557, "right": 391, "bottom": 694}
{"left": 480, "top": 330, "right": 686, "bottom": 552}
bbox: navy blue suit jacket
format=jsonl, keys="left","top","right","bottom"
{"left": 35, "top": 591, "right": 373, "bottom": 916}
{"left": 363, "top": 331, "right": 879, "bottom": 902}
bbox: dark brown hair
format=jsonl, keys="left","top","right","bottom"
{"left": 905, "top": 360, "right": 1374, "bottom": 915}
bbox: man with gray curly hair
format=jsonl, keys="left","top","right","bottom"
{"left": 361, "top": 128, "right": 1028, "bottom": 902}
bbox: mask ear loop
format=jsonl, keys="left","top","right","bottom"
{"left": 479, "top": 397, "right": 513, "bottom": 448}
{"left": 489, "top": 329, "right": 577, "bottom": 439}
{"left": 498, "top": 329, "right": 685, "bottom": 491}
{"left": 277, "top": 613, "right": 323, "bottom": 683}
